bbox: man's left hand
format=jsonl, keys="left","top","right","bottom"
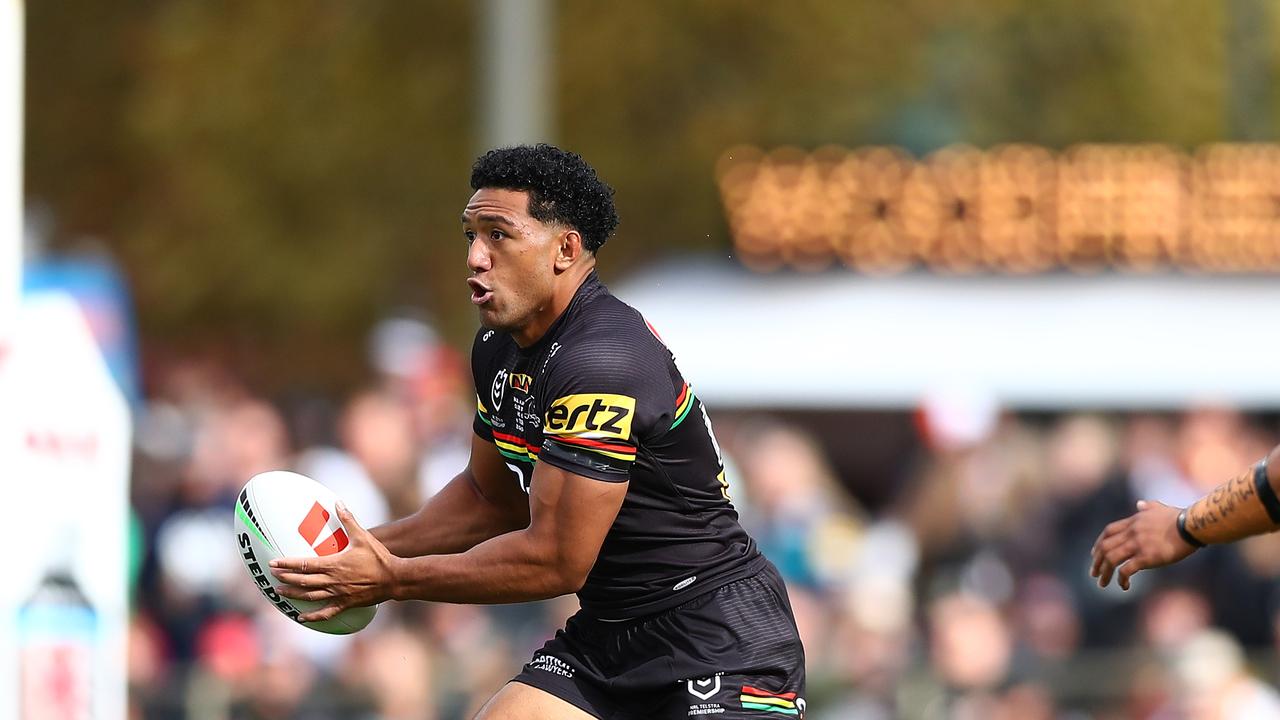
{"left": 270, "top": 503, "right": 400, "bottom": 623}
{"left": 1090, "top": 500, "right": 1197, "bottom": 591}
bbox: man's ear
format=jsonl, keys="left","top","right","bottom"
{"left": 554, "top": 229, "right": 586, "bottom": 271}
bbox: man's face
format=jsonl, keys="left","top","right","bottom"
{"left": 462, "top": 188, "right": 562, "bottom": 332}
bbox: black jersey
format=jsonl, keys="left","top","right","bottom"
{"left": 471, "top": 272, "right": 764, "bottom": 618}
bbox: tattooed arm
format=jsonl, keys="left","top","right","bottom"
{"left": 1090, "top": 445, "right": 1280, "bottom": 591}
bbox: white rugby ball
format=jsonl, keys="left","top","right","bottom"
{"left": 234, "top": 470, "right": 378, "bottom": 634}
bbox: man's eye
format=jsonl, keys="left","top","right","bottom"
{"left": 490, "top": 230, "right": 505, "bottom": 241}
{"left": 464, "top": 231, "right": 476, "bottom": 244}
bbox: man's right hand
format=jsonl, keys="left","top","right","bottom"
{"left": 1090, "top": 500, "right": 1198, "bottom": 591}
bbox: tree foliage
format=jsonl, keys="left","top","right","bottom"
{"left": 23, "top": 1, "right": 1264, "bottom": 390}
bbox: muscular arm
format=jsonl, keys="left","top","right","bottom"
{"left": 369, "top": 434, "right": 530, "bottom": 557}
{"left": 271, "top": 460, "right": 627, "bottom": 619}
{"left": 1181, "top": 445, "right": 1280, "bottom": 543}
{"left": 389, "top": 462, "right": 626, "bottom": 604}
{"left": 1091, "top": 444, "right": 1280, "bottom": 590}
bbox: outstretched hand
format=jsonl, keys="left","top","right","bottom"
{"left": 270, "top": 503, "right": 400, "bottom": 623}
{"left": 1090, "top": 500, "right": 1198, "bottom": 591}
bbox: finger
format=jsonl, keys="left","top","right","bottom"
{"left": 1093, "top": 529, "right": 1136, "bottom": 565}
{"left": 1090, "top": 537, "right": 1110, "bottom": 577}
{"left": 1136, "top": 500, "right": 1149, "bottom": 511}
{"left": 335, "top": 502, "right": 365, "bottom": 536}
{"left": 1090, "top": 530, "right": 1132, "bottom": 576}
{"left": 1103, "top": 540, "right": 1138, "bottom": 569}
{"left": 1096, "top": 556, "right": 1115, "bottom": 587}
{"left": 1118, "top": 558, "right": 1149, "bottom": 591}
{"left": 272, "top": 555, "right": 338, "bottom": 573}
{"left": 1092, "top": 519, "right": 1133, "bottom": 563}
{"left": 1098, "top": 541, "right": 1137, "bottom": 587}
{"left": 300, "top": 604, "right": 344, "bottom": 623}
{"left": 1096, "top": 558, "right": 1115, "bottom": 588}
{"left": 1099, "top": 516, "right": 1135, "bottom": 541}
{"left": 277, "top": 584, "right": 333, "bottom": 602}
{"left": 1090, "top": 545, "right": 1108, "bottom": 578}
{"left": 270, "top": 570, "right": 331, "bottom": 587}
{"left": 269, "top": 556, "right": 314, "bottom": 572}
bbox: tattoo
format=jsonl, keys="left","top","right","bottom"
{"left": 1186, "top": 468, "right": 1256, "bottom": 534}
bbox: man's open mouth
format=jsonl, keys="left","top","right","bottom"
{"left": 468, "top": 278, "right": 494, "bottom": 305}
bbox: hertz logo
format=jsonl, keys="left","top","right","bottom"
{"left": 544, "top": 394, "right": 635, "bottom": 440}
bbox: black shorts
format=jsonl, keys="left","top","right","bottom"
{"left": 513, "top": 560, "right": 807, "bottom": 719}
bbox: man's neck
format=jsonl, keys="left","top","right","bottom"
{"left": 511, "top": 264, "right": 596, "bottom": 348}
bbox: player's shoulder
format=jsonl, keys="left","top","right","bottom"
{"left": 559, "top": 293, "right": 668, "bottom": 368}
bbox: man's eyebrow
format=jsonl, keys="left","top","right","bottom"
{"left": 461, "top": 211, "right": 517, "bottom": 226}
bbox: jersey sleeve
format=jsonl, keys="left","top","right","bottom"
{"left": 537, "top": 338, "right": 673, "bottom": 482}
{"left": 470, "top": 329, "right": 496, "bottom": 443}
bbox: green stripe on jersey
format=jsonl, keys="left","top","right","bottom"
{"left": 498, "top": 448, "right": 534, "bottom": 463}
{"left": 740, "top": 703, "right": 798, "bottom": 715}
{"left": 670, "top": 393, "right": 695, "bottom": 430}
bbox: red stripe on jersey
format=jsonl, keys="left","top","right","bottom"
{"left": 741, "top": 687, "right": 797, "bottom": 701}
{"left": 492, "top": 430, "right": 531, "bottom": 447}
{"left": 644, "top": 317, "right": 665, "bottom": 342}
{"left": 549, "top": 435, "right": 635, "bottom": 453}
{"left": 675, "top": 382, "right": 689, "bottom": 408}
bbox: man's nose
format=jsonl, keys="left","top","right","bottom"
{"left": 467, "top": 239, "right": 491, "bottom": 272}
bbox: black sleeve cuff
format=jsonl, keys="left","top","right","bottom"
{"left": 1253, "top": 457, "right": 1280, "bottom": 524}
{"left": 538, "top": 439, "right": 631, "bottom": 483}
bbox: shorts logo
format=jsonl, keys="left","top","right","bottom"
{"left": 687, "top": 676, "right": 720, "bottom": 701}
{"left": 528, "top": 654, "right": 574, "bottom": 678}
{"left": 491, "top": 369, "right": 508, "bottom": 412}
{"left": 544, "top": 393, "right": 635, "bottom": 440}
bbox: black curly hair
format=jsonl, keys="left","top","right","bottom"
{"left": 470, "top": 144, "right": 620, "bottom": 253}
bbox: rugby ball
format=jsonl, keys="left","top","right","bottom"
{"left": 234, "top": 470, "right": 378, "bottom": 634}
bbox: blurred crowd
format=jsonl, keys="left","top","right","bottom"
{"left": 125, "top": 320, "right": 1280, "bottom": 720}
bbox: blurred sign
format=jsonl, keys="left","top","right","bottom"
{"left": 616, "top": 264, "right": 1280, "bottom": 409}
{"left": 0, "top": 292, "right": 131, "bottom": 720}
{"left": 0, "top": 0, "right": 22, "bottom": 344}
{"left": 718, "top": 144, "right": 1280, "bottom": 273}
{"left": 25, "top": 259, "right": 142, "bottom": 406}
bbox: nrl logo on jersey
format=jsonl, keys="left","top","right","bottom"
{"left": 491, "top": 369, "right": 508, "bottom": 412}
{"left": 686, "top": 675, "right": 720, "bottom": 701}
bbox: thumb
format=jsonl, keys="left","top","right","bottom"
{"left": 335, "top": 502, "right": 364, "bottom": 534}
{"left": 1136, "top": 500, "right": 1149, "bottom": 510}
